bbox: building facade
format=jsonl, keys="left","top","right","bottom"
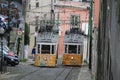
{"left": 26, "top": 0, "right": 90, "bottom": 57}
{"left": 55, "top": 1, "right": 89, "bottom": 57}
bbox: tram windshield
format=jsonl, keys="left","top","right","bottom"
{"left": 65, "top": 45, "right": 81, "bottom": 54}
{"left": 68, "top": 45, "right": 77, "bottom": 53}
{"left": 41, "top": 45, "right": 50, "bottom": 54}
{"left": 37, "top": 44, "right": 56, "bottom": 54}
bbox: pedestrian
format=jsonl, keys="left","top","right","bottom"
{"left": 31, "top": 46, "right": 36, "bottom": 60}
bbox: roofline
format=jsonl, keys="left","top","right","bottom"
{"left": 54, "top": 4, "right": 90, "bottom": 10}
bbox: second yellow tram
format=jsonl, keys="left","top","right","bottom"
{"left": 62, "top": 28, "right": 84, "bottom": 66}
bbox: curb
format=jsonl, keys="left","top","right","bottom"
{"left": 77, "top": 63, "right": 92, "bottom": 80}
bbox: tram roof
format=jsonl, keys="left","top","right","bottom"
{"left": 64, "top": 33, "right": 84, "bottom": 43}
{"left": 36, "top": 31, "right": 59, "bottom": 43}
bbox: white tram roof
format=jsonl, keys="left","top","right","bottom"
{"left": 36, "top": 31, "right": 59, "bottom": 44}
{"left": 64, "top": 30, "right": 84, "bottom": 44}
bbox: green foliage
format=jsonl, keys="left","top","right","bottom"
{"left": 83, "top": 60, "right": 88, "bottom": 64}
{"left": 20, "top": 58, "right": 28, "bottom": 62}
{"left": 24, "top": 23, "right": 30, "bottom": 45}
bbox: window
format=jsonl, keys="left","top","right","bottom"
{"left": 37, "top": 44, "right": 40, "bottom": 54}
{"left": 78, "top": 45, "right": 80, "bottom": 53}
{"left": 29, "top": 4, "right": 31, "bottom": 10}
{"left": 52, "top": 45, "right": 54, "bottom": 54}
{"left": 70, "top": 15, "right": 80, "bottom": 26}
{"left": 41, "top": 45, "right": 50, "bottom": 54}
{"left": 65, "top": 45, "right": 68, "bottom": 53}
{"left": 36, "top": 2, "right": 39, "bottom": 8}
{"left": 68, "top": 45, "right": 77, "bottom": 54}
{"left": 54, "top": 0, "right": 58, "bottom": 3}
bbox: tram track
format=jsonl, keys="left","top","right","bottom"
{"left": 17, "top": 67, "right": 74, "bottom": 80}
{"left": 65, "top": 67, "right": 79, "bottom": 80}
{"left": 64, "top": 67, "right": 74, "bottom": 80}
{"left": 16, "top": 66, "right": 80, "bottom": 80}
{"left": 16, "top": 68, "right": 40, "bottom": 80}
{"left": 4, "top": 63, "right": 80, "bottom": 80}
{"left": 55, "top": 67, "right": 79, "bottom": 80}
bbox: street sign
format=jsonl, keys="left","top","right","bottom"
{"left": 17, "top": 29, "right": 22, "bottom": 36}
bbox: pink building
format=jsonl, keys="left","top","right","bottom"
{"left": 54, "top": 1, "right": 90, "bottom": 55}
{"left": 94, "top": 0, "right": 100, "bottom": 28}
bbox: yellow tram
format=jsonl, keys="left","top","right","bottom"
{"left": 34, "top": 21, "right": 59, "bottom": 67}
{"left": 62, "top": 28, "right": 84, "bottom": 66}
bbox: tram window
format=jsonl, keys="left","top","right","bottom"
{"left": 37, "top": 44, "right": 40, "bottom": 54}
{"left": 52, "top": 45, "right": 54, "bottom": 54}
{"left": 68, "top": 45, "right": 77, "bottom": 54}
{"left": 78, "top": 45, "right": 80, "bottom": 54}
{"left": 65, "top": 45, "right": 67, "bottom": 53}
{"left": 41, "top": 45, "right": 50, "bottom": 54}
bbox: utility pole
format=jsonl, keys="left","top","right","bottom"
{"left": 35, "top": 16, "right": 39, "bottom": 46}
{"left": 51, "top": 0, "right": 54, "bottom": 25}
{"left": 89, "top": 0, "right": 93, "bottom": 70}
{"left": 51, "top": 0, "right": 53, "bottom": 20}
{"left": 7, "top": 0, "right": 11, "bottom": 47}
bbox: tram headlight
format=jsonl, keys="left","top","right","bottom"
{"left": 43, "top": 57, "right": 47, "bottom": 61}
{"left": 71, "top": 57, "right": 74, "bottom": 59}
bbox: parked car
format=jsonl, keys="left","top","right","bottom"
{"left": 4, "top": 54, "right": 19, "bottom": 66}
{"left": 0, "top": 46, "right": 19, "bottom": 66}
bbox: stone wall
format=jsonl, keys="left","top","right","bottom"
{"left": 96, "top": 0, "right": 120, "bottom": 80}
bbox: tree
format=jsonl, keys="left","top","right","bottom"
{"left": 24, "top": 22, "right": 30, "bottom": 45}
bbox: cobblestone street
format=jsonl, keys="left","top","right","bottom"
{"left": 0, "top": 58, "right": 81, "bottom": 80}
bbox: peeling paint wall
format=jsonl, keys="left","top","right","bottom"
{"left": 96, "top": 0, "right": 120, "bottom": 80}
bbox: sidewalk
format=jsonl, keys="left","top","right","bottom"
{"left": 20, "top": 58, "right": 34, "bottom": 65}
{"left": 77, "top": 63, "right": 92, "bottom": 80}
